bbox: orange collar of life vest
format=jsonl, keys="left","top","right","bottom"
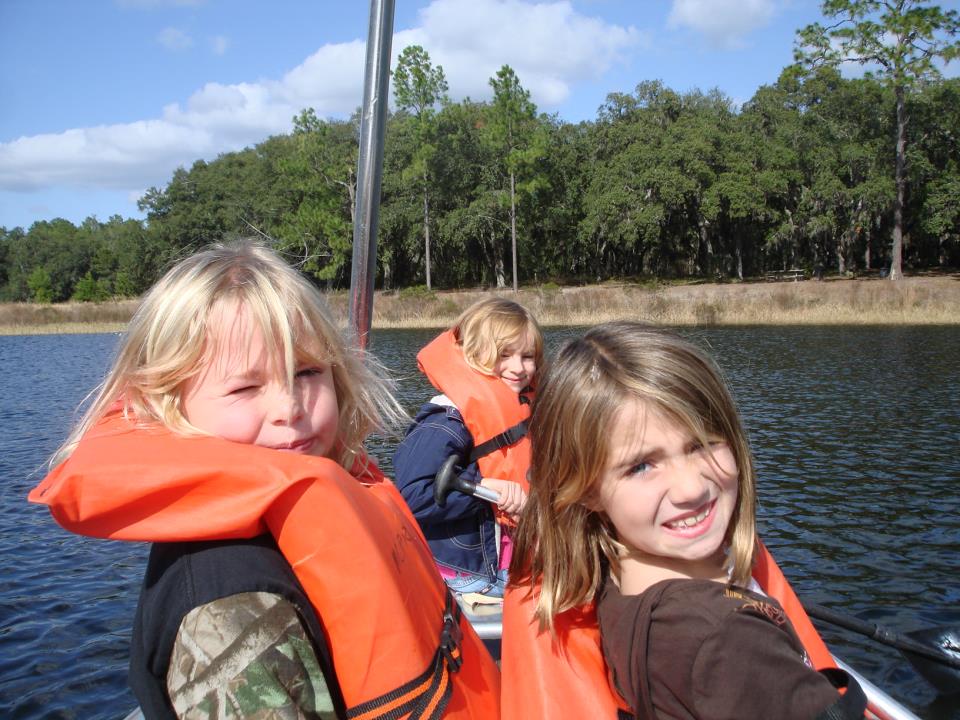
{"left": 29, "top": 413, "right": 500, "bottom": 719}
{"left": 417, "top": 329, "right": 532, "bottom": 493}
{"left": 500, "top": 541, "right": 836, "bottom": 719}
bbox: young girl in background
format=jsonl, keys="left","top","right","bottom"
{"left": 394, "top": 298, "right": 542, "bottom": 599}
{"left": 30, "top": 242, "right": 499, "bottom": 719}
{"left": 505, "top": 322, "right": 865, "bottom": 720}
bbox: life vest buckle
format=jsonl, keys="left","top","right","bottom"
{"left": 440, "top": 595, "right": 464, "bottom": 673}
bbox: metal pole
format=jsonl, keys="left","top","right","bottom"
{"left": 348, "top": 0, "right": 395, "bottom": 349}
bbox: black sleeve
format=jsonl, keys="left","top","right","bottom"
{"left": 814, "top": 668, "right": 868, "bottom": 720}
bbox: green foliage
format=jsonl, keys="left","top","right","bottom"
{"left": 3, "top": 38, "right": 959, "bottom": 301}
{"left": 27, "top": 267, "right": 53, "bottom": 304}
{"left": 482, "top": 65, "right": 546, "bottom": 289}
{"left": 398, "top": 284, "right": 436, "bottom": 299}
{"left": 796, "top": 1, "right": 960, "bottom": 88}
{"left": 71, "top": 272, "right": 111, "bottom": 302}
{"left": 113, "top": 271, "right": 137, "bottom": 297}
{"left": 274, "top": 115, "right": 359, "bottom": 286}
{"left": 795, "top": 0, "right": 960, "bottom": 278}
{"left": 391, "top": 46, "right": 450, "bottom": 289}
{"left": 393, "top": 46, "right": 449, "bottom": 117}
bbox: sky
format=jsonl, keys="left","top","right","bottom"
{"left": 1, "top": 0, "right": 958, "bottom": 232}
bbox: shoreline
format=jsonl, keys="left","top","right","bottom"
{"left": 1, "top": 275, "right": 957, "bottom": 336}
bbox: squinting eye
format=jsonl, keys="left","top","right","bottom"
{"left": 229, "top": 385, "right": 258, "bottom": 395}
{"left": 691, "top": 438, "right": 720, "bottom": 451}
{"left": 296, "top": 367, "right": 323, "bottom": 379}
{"left": 628, "top": 461, "right": 651, "bottom": 476}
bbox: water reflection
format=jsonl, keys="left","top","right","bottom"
{"left": 1, "top": 326, "right": 957, "bottom": 719}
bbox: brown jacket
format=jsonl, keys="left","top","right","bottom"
{"left": 597, "top": 576, "right": 842, "bottom": 720}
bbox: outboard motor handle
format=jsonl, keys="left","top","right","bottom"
{"left": 434, "top": 454, "right": 501, "bottom": 507}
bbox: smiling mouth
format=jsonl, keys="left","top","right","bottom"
{"left": 665, "top": 501, "right": 714, "bottom": 530}
{"left": 274, "top": 438, "right": 315, "bottom": 453}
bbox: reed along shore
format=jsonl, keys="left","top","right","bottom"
{"left": 1, "top": 274, "right": 957, "bottom": 336}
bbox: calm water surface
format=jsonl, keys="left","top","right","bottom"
{"left": 1, "top": 326, "right": 958, "bottom": 719}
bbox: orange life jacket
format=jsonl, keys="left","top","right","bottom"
{"left": 501, "top": 586, "right": 625, "bottom": 720}
{"left": 29, "top": 413, "right": 500, "bottom": 720}
{"left": 417, "top": 329, "right": 532, "bottom": 511}
{"left": 500, "top": 542, "right": 837, "bottom": 719}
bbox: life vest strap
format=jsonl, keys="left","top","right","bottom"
{"left": 468, "top": 420, "right": 528, "bottom": 464}
{"left": 346, "top": 592, "right": 463, "bottom": 720}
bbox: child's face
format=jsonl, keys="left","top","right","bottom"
{"left": 596, "top": 397, "right": 738, "bottom": 576}
{"left": 493, "top": 331, "right": 537, "bottom": 393}
{"left": 180, "top": 300, "right": 340, "bottom": 457}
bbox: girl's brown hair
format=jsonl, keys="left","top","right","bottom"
{"left": 510, "top": 322, "right": 756, "bottom": 630}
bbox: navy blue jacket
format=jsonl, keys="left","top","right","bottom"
{"left": 393, "top": 399, "right": 498, "bottom": 578}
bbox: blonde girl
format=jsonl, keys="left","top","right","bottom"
{"left": 508, "top": 322, "right": 864, "bottom": 720}
{"left": 394, "top": 297, "right": 543, "bottom": 599}
{"left": 50, "top": 241, "right": 400, "bottom": 471}
{"left": 31, "top": 242, "right": 501, "bottom": 719}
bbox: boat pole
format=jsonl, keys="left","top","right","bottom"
{"left": 348, "top": 0, "right": 395, "bottom": 349}
{"left": 805, "top": 604, "right": 960, "bottom": 673}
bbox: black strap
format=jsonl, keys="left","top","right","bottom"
{"left": 814, "top": 668, "right": 868, "bottom": 720}
{"left": 345, "top": 591, "right": 462, "bottom": 720}
{"left": 467, "top": 420, "right": 528, "bottom": 463}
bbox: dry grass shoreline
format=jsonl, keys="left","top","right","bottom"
{"left": 1, "top": 275, "right": 957, "bottom": 336}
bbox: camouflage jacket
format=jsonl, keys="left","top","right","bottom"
{"left": 166, "top": 591, "right": 338, "bottom": 719}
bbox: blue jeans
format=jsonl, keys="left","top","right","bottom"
{"left": 443, "top": 570, "right": 507, "bottom": 598}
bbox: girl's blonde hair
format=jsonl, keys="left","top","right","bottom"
{"left": 51, "top": 241, "right": 405, "bottom": 469}
{"left": 510, "top": 322, "right": 757, "bottom": 630}
{"left": 453, "top": 297, "right": 543, "bottom": 381}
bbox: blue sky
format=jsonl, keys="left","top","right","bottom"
{"left": 2, "top": 0, "right": 958, "bottom": 232}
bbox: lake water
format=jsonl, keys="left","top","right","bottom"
{"left": 1, "top": 326, "right": 958, "bottom": 719}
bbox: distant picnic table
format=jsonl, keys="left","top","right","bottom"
{"left": 765, "top": 268, "right": 807, "bottom": 282}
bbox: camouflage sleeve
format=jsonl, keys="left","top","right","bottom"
{"left": 166, "top": 591, "right": 338, "bottom": 719}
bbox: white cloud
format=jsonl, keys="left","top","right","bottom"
{"left": 404, "top": 0, "right": 642, "bottom": 106}
{"left": 157, "top": 26, "right": 193, "bottom": 51}
{"left": 0, "top": 121, "right": 213, "bottom": 192}
{"left": 279, "top": 40, "right": 367, "bottom": 114}
{"left": 0, "top": 0, "right": 637, "bottom": 202}
{"left": 0, "top": 42, "right": 368, "bottom": 196}
{"left": 668, "top": 0, "right": 775, "bottom": 50}
{"left": 210, "top": 35, "right": 229, "bottom": 56}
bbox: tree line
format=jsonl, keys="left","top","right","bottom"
{"left": 2, "top": 1, "right": 958, "bottom": 303}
